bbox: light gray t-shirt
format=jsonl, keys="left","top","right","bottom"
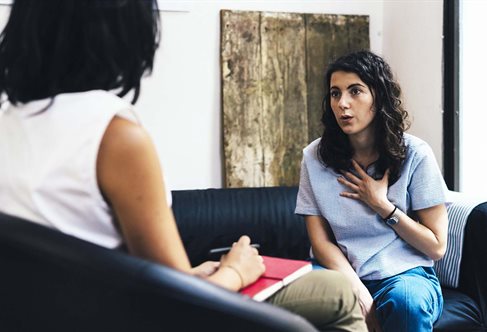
{"left": 295, "top": 134, "right": 448, "bottom": 280}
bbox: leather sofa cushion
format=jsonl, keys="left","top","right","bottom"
{"left": 434, "top": 288, "right": 483, "bottom": 331}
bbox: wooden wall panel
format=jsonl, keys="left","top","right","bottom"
{"left": 260, "top": 12, "right": 308, "bottom": 186}
{"left": 221, "top": 10, "right": 369, "bottom": 188}
{"left": 221, "top": 11, "right": 263, "bottom": 187}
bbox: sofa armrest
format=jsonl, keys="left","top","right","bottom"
{"left": 457, "top": 202, "right": 487, "bottom": 324}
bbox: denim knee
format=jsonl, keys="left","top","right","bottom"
{"left": 364, "top": 267, "right": 443, "bottom": 332}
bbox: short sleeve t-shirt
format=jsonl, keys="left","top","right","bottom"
{"left": 295, "top": 134, "right": 448, "bottom": 280}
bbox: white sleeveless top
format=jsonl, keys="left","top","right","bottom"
{"left": 0, "top": 90, "right": 139, "bottom": 248}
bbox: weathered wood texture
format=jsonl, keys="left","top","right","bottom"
{"left": 221, "top": 11, "right": 263, "bottom": 187}
{"left": 260, "top": 12, "right": 307, "bottom": 187}
{"left": 221, "top": 10, "right": 369, "bottom": 188}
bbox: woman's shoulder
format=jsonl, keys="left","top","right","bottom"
{"left": 404, "top": 133, "right": 437, "bottom": 166}
{"left": 56, "top": 90, "right": 138, "bottom": 123}
{"left": 302, "top": 138, "right": 321, "bottom": 158}
{"left": 404, "top": 133, "right": 433, "bottom": 154}
{"left": 56, "top": 90, "right": 132, "bottom": 108}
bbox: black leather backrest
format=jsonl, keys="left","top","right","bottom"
{"left": 171, "top": 186, "right": 311, "bottom": 266}
{"left": 458, "top": 202, "right": 487, "bottom": 322}
{"left": 0, "top": 212, "right": 317, "bottom": 332}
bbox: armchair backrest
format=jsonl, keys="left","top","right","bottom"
{"left": 0, "top": 212, "right": 317, "bottom": 332}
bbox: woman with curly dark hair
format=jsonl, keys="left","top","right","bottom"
{"left": 296, "top": 51, "right": 448, "bottom": 332}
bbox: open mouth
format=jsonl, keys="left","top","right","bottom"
{"left": 340, "top": 114, "right": 353, "bottom": 120}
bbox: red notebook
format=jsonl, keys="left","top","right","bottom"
{"left": 240, "top": 256, "right": 312, "bottom": 302}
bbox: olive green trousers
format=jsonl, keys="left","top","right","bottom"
{"left": 267, "top": 269, "right": 367, "bottom": 332}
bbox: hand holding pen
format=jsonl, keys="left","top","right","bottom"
{"left": 219, "top": 236, "right": 265, "bottom": 288}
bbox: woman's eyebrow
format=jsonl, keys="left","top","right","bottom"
{"left": 347, "top": 83, "right": 366, "bottom": 89}
{"left": 330, "top": 83, "right": 366, "bottom": 90}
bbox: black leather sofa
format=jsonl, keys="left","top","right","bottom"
{"left": 172, "top": 186, "right": 487, "bottom": 332}
{"left": 1, "top": 186, "right": 486, "bottom": 331}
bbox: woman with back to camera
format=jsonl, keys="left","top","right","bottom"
{"left": 0, "top": 1, "right": 367, "bottom": 330}
{"left": 296, "top": 51, "right": 448, "bottom": 332}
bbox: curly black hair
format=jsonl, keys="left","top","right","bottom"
{"left": 0, "top": 0, "right": 160, "bottom": 106}
{"left": 318, "top": 50, "right": 410, "bottom": 185}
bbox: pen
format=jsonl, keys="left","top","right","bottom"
{"left": 208, "top": 243, "right": 260, "bottom": 256}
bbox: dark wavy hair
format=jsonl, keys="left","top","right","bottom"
{"left": 0, "top": 0, "right": 160, "bottom": 106}
{"left": 318, "top": 50, "right": 410, "bottom": 185}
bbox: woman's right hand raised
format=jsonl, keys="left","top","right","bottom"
{"left": 219, "top": 235, "right": 265, "bottom": 289}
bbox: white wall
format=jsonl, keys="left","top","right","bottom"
{"left": 0, "top": 1, "right": 444, "bottom": 190}
{"left": 459, "top": 1, "right": 487, "bottom": 196}
{"left": 382, "top": 0, "right": 444, "bottom": 172}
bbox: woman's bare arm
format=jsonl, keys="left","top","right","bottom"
{"left": 97, "top": 116, "right": 192, "bottom": 271}
{"left": 97, "top": 117, "right": 264, "bottom": 291}
{"left": 305, "top": 215, "right": 380, "bottom": 331}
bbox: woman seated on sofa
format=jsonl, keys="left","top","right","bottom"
{"left": 0, "top": 1, "right": 365, "bottom": 331}
{"left": 296, "top": 51, "right": 448, "bottom": 332}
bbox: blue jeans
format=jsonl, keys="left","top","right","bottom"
{"left": 363, "top": 266, "right": 443, "bottom": 332}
